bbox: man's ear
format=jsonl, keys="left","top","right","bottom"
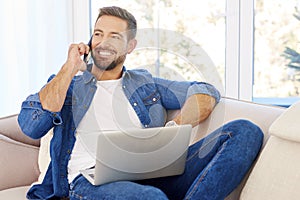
{"left": 127, "top": 39, "right": 137, "bottom": 54}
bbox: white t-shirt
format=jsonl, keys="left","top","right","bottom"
{"left": 68, "top": 78, "right": 142, "bottom": 182}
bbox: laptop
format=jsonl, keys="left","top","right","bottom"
{"left": 79, "top": 124, "right": 192, "bottom": 185}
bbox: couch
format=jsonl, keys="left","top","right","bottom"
{"left": 1, "top": 97, "right": 299, "bottom": 199}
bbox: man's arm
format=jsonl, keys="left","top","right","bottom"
{"left": 171, "top": 94, "right": 216, "bottom": 127}
{"left": 154, "top": 78, "right": 220, "bottom": 127}
{"left": 18, "top": 43, "right": 89, "bottom": 139}
{"left": 39, "top": 43, "right": 89, "bottom": 112}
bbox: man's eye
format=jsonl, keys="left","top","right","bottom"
{"left": 94, "top": 32, "right": 102, "bottom": 37}
{"left": 112, "top": 35, "right": 121, "bottom": 39}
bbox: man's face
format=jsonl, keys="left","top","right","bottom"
{"left": 91, "top": 15, "right": 131, "bottom": 71}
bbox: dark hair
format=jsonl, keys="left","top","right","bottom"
{"left": 96, "top": 6, "right": 137, "bottom": 39}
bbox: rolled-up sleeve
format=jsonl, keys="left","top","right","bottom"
{"left": 18, "top": 92, "right": 62, "bottom": 140}
{"left": 155, "top": 77, "right": 221, "bottom": 110}
{"left": 186, "top": 82, "right": 221, "bottom": 103}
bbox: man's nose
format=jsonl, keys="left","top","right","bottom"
{"left": 99, "top": 36, "right": 115, "bottom": 47}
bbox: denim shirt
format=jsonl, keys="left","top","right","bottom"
{"left": 18, "top": 67, "right": 220, "bottom": 199}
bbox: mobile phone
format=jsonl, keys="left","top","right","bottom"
{"left": 83, "top": 36, "right": 93, "bottom": 64}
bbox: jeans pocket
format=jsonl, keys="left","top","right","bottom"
{"left": 69, "top": 174, "right": 82, "bottom": 191}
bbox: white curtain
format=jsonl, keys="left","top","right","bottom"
{"left": 0, "top": 0, "right": 89, "bottom": 117}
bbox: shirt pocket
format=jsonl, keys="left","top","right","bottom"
{"left": 142, "top": 90, "right": 161, "bottom": 105}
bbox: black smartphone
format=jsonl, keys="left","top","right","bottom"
{"left": 83, "top": 36, "right": 93, "bottom": 64}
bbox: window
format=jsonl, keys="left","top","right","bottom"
{"left": 3, "top": 0, "right": 296, "bottom": 118}
{"left": 90, "top": 0, "right": 299, "bottom": 107}
{"left": 253, "top": 0, "right": 300, "bottom": 106}
{"left": 90, "top": 0, "right": 226, "bottom": 95}
{"left": 0, "top": 0, "right": 89, "bottom": 117}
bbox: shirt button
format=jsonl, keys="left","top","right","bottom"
{"left": 145, "top": 124, "right": 148, "bottom": 128}
{"left": 123, "top": 85, "right": 126, "bottom": 88}
{"left": 133, "top": 102, "right": 137, "bottom": 106}
{"left": 152, "top": 97, "right": 157, "bottom": 102}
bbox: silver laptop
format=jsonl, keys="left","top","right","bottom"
{"left": 79, "top": 124, "right": 192, "bottom": 185}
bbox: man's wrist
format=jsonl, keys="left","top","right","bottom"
{"left": 63, "top": 62, "right": 79, "bottom": 78}
{"left": 165, "top": 120, "right": 178, "bottom": 127}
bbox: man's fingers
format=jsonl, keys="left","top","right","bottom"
{"left": 78, "top": 42, "right": 90, "bottom": 55}
{"left": 66, "top": 43, "right": 90, "bottom": 72}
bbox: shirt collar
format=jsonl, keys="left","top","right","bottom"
{"left": 82, "top": 65, "right": 128, "bottom": 84}
{"left": 82, "top": 70, "right": 95, "bottom": 84}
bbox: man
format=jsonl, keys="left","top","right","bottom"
{"left": 18, "top": 6, "right": 263, "bottom": 200}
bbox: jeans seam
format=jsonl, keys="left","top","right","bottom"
{"left": 69, "top": 190, "right": 87, "bottom": 200}
{"left": 186, "top": 131, "right": 231, "bottom": 162}
{"left": 184, "top": 132, "right": 231, "bottom": 200}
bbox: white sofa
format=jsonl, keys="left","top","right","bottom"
{"left": 1, "top": 97, "right": 299, "bottom": 199}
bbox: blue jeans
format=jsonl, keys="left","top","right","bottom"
{"left": 69, "top": 119, "right": 263, "bottom": 200}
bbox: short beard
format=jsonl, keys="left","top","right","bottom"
{"left": 92, "top": 52, "right": 126, "bottom": 71}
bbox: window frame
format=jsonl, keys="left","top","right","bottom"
{"left": 84, "top": 0, "right": 299, "bottom": 107}
{"left": 225, "top": 0, "right": 254, "bottom": 101}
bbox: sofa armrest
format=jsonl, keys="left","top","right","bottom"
{"left": 167, "top": 97, "right": 285, "bottom": 147}
{"left": 0, "top": 135, "right": 40, "bottom": 191}
{"left": 0, "top": 114, "right": 40, "bottom": 147}
{"left": 193, "top": 97, "right": 285, "bottom": 144}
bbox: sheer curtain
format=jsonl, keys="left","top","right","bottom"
{"left": 0, "top": 0, "right": 89, "bottom": 117}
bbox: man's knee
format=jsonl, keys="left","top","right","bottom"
{"left": 140, "top": 185, "right": 169, "bottom": 200}
{"left": 226, "top": 119, "right": 263, "bottom": 140}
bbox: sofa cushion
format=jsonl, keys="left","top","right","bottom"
{"left": 240, "top": 136, "right": 300, "bottom": 200}
{"left": 0, "top": 114, "right": 40, "bottom": 147}
{"left": 269, "top": 100, "right": 300, "bottom": 142}
{"left": 0, "top": 186, "right": 30, "bottom": 200}
{"left": 36, "top": 129, "right": 53, "bottom": 183}
{"left": 0, "top": 136, "right": 39, "bottom": 191}
{"left": 241, "top": 101, "right": 300, "bottom": 199}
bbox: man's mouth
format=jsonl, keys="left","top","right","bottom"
{"left": 96, "top": 48, "right": 116, "bottom": 57}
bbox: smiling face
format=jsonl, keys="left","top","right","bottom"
{"left": 91, "top": 15, "right": 135, "bottom": 71}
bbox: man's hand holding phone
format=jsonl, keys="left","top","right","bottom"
{"left": 66, "top": 42, "right": 90, "bottom": 76}
{"left": 39, "top": 42, "right": 91, "bottom": 112}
